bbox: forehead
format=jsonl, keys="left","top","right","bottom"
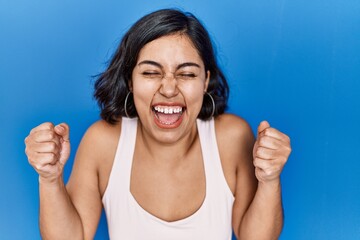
{"left": 137, "top": 34, "right": 204, "bottom": 66}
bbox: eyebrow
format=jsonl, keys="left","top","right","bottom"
{"left": 137, "top": 60, "right": 201, "bottom": 70}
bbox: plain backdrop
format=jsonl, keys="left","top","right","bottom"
{"left": 1, "top": 0, "right": 359, "bottom": 239}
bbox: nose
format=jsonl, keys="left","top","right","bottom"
{"left": 159, "top": 74, "right": 178, "bottom": 97}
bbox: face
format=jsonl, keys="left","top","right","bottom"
{"left": 131, "top": 34, "right": 210, "bottom": 144}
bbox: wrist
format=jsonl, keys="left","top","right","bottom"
{"left": 39, "top": 175, "right": 64, "bottom": 188}
{"left": 257, "top": 178, "right": 282, "bottom": 193}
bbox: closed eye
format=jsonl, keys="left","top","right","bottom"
{"left": 181, "top": 74, "right": 196, "bottom": 77}
{"left": 142, "top": 72, "right": 162, "bottom": 77}
{"left": 177, "top": 73, "right": 196, "bottom": 79}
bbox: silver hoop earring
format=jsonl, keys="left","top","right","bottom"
{"left": 205, "top": 92, "right": 215, "bottom": 118}
{"left": 124, "top": 91, "right": 132, "bottom": 118}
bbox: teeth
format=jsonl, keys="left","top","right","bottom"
{"left": 154, "top": 106, "right": 183, "bottom": 114}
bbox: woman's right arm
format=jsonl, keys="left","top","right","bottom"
{"left": 25, "top": 122, "right": 105, "bottom": 239}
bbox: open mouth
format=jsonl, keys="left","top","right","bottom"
{"left": 152, "top": 105, "right": 185, "bottom": 126}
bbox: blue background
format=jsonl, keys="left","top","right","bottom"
{"left": 1, "top": 0, "right": 359, "bottom": 239}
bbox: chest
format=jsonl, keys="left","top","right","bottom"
{"left": 130, "top": 141, "right": 206, "bottom": 222}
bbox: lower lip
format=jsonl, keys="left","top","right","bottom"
{"left": 153, "top": 111, "right": 184, "bottom": 129}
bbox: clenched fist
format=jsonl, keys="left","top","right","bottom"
{"left": 253, "top": 121, "right": 291, "bottom": 183}
{"left": 24, "top": 122, "right": 71, "bottom": 182}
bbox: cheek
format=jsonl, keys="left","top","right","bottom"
{"left": 132, "top": 80, "right": 157, "bottom": 109}
{"left": 180, "top": 82, "right": 205, "bottom": 106}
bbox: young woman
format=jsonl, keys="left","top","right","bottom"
{"left": 25, "top": 9, "right": 291, "bottom": 240}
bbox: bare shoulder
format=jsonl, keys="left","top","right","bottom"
{"left": 214, "top": 114, "right": 255, "bottom": 194}
{"left": 69, "top": 118, "right": 122, "bottom": 171}
{"left": 80, "top": 119, "right": 121, "bottom": 172}
{"left": 69, "top": 119, "right": 122, "bottom": 195}
{"left": 214, "top": 113, "right": 254, "bottom": 144}
{"left": 83, "top": 119, "right": 122, "bottom": 146}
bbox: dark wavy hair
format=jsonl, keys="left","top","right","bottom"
{"left": 94, "top": 9, "right": 229, "bottom": 124}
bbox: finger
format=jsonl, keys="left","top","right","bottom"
{"left": 37, "top": 152, "right": 59, "bottom": 165}
{"left": 252, "top": 140, "right": 258, "bottom": 159}
{"left": 259, "top": 127, "right": 290, "bottom": 143}
{"left": 26, "top": 142, "right": 59, "bottom": 157}
{"left": 253, "top": 157, "right": 278, "bottom": 171}
{"left": 25, "top": 131, "right": 61, "bottom": 155}
{"left": 55, "top": 123, "right": 71, "bottom": 165}
{"left": 54, "top": 123, "right": 70, "bottom": 142}
{"left": 257, "top": 120, "right": 270, "bottom": 136}
{"left": 31, "top": 130, "right": 61, "bottom": 145}
{"left": 29, "top": 152, "right": 59, "bottom": 169}
{"left": 33, "top": 141, "right": 60, "bottom": 154}
{"left": 30, "top": 122, "right": 55, "bottom": 134}
{"left": 254, "top": 146, "right": 276, "bottom": 160}
{"left": 257, "top": 135, "right": 283, "bottom": 150}
{"left": 25, "top": 139, "right": 60, "bottom": 159}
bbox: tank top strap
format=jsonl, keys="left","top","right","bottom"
{"left": 197, "top": 118, "right": 234, "bottom": 199}
{"left": 103, "top": 117, "right": 138, "bottom": 200}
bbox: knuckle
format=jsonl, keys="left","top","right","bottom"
{"left": 25, "top": 135, "right": 34, "bottom": 144}
{"left": 24, "top": 147, "right": 29, "bottom": 156}
{"left": 264, "top": 128, "right": 271, "bottom": 136}
{"left": 34, "top": 163, "right": 43, "bottom": 171}
{"left": 46, "top": 131, "right": 56, "bottom": 140}
{"left": 256, "top": 147, "right": 263, "bottom": 156}
{"left": 27, "top": 156, "right": 33, "bottom": 165}
{"left": 43, "top": 122, "right": 55, "bottom": 129}
{"left": 286, "top": 146, "right": 292, "bottom": 154}
{"left": 48, "top": 152, "right": 58, "bottom": 162}
{"left": 280, "top": 145, "right": 291, "bottom": 156}
{"left": 26, "top": 149, "right": 36, "bottom": 159}
{"left": 253, "top": 158, "right": 260, "bottom": 167}
{"left": 48, "top": 142, "right": 57, "bottom": 152}
{"left": 253, "top": 142, "right": 258, "bottom": 151}
{"left": 29, "top": 127, "right": 36, "bottom": 135}
{"left": 264, "top": 169, "right": 272, "bottom": 177}
{"left": 28, "top": 156, "right": 38, "bottom": 165}
{"left": 45, "top": 152, "right": 53, "bottom": 161}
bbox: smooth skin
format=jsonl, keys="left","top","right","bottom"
{"left": 25, "top": 34, "right": 291, "bottom": 240}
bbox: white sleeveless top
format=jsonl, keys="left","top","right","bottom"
{"left": 102, "top": 117, "right": 235, "bottom": 240}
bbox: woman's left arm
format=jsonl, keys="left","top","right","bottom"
{"left": 237, "top": 120, "right": 291, "bottom": 240}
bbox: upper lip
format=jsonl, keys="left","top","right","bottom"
{"left": 151, "top": 102, "right": 185, "bottom": 107}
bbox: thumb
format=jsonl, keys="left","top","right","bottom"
{"left": 54, "top": 123, "right": 70, "bottom": 165}
{"left": 54, "top": 123, "right": 70, "bottom": 141}
{"left": 257, "top": 120, "right": 270, "bottom": 136}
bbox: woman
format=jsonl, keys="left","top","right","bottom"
{"left": 25, "top": 9, "right": 291, "bottom": 240}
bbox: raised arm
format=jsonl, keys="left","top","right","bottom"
{"left": 25, "top": 122, "right": 83, "bottom": 239}
{"left": 25, "top": 122, "right": 105, "bottom": 239}
{"left": 235, "top": 120, "right": 291, "bottom": 240}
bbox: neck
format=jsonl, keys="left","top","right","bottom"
{"left": 137, "top": 123, "right": 198, "bottom": 166}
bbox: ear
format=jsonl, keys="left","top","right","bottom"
{"left": 128, "top": 80, "right": 133, "bottom": 92}
{"left": 204, "top": 70, "right": 210, "bottom": 92}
